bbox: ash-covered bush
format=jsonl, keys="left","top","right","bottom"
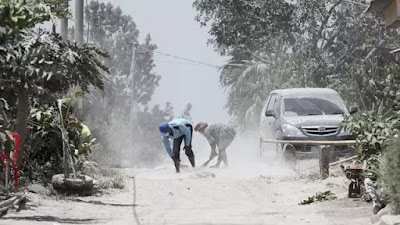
{"left": 345, "top": 111, "right": 399, "bottom": 180}
{"left": 382, "top": 135, "right": 400, "bottom": 214}
{"left": 80, "top": 161, "right": 124, "bottom": 189}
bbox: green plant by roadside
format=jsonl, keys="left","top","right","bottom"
{"left": 23, "top": 96, "right": 93, "bottom": 183}
{"left": 344, "top": 111, "right": 399, "bottom": 180}
{"left": 345, "top": 112, "right": 398, "bottom": 161}
{"left": 299, "top": 191, "right": 337, "bottom": 205}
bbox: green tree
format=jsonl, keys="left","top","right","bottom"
{"left": 193, "top": 0, "right": 295, "bottom": 54}
{"left": 84, "top": 1, "right": 174, "bottom": 167}
{"left": 181, "top": 103, "right": 193, "bottom": 121}
{"left": 194, "top": 0, "right": 400, "bottom": 130}
{"left": 0, "top": 0, "right": 108, "bottom": 166}
{"left": 85, "top": 2, "right": 160, "bottom": 120}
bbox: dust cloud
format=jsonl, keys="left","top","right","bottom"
{"left": 133, "top": 128, "right": 296, "bottom": 180}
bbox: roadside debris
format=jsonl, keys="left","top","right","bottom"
{"left": 191, "top": 171, "right": 216, "bottom": 179}
{"left": 27, "top": 184, "right": 51, "bottom": 196}
{"left": 299, "top": 191, "right": 337, "bottom": 205}
{"left": 0, "top": 191, "right": 27, "bottom": 217}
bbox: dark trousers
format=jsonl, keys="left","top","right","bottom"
{"left": 173, "top": 125, "right": 193, "bottom": 160}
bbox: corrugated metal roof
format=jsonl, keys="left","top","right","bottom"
{"left": 366, "top": 0, "right": 393, "bottom": 13}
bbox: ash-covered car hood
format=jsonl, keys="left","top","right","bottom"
{"left": 283, "top": 115, "right": 345, "bottom": 127}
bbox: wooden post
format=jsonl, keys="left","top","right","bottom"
{"left": 320, "top": 146, "right": 332, "bottom": 179}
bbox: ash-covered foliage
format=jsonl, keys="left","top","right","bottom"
{"left": 0, "top": 0, "right": 108, "bottom": 187}
{"left": 194, "top": 0, "right": 400, "bottom": 209}
{"left": 194, "top": 0, "right": 400, "bottom": 131}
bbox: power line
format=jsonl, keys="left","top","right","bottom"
{"left": 136, "top": 45, "right": 222, "bottom": 69}
{"left": 153, "top": 51, "right": 221, "bottom": 69}
{"left": 153, "top": 59, "right": 220, "bottom": 69}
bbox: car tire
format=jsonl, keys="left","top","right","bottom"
{"left": 282, "top": 144, "right": 297, "bottom": 169}
{"left": 52, "top": 174, "right": 94, "bottom": 192}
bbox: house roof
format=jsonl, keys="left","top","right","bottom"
{"left": 366, "top": 0, "right": 393, "bottom": 13}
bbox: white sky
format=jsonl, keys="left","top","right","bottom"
{"left": 46, "top": 0, "right": 230, "bottom": 124}
{"left": 109, "top": 0, "right": 230, "bottom": 124}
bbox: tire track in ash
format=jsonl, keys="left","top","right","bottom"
{"left": 132, "top": 176, "right": 142, "bottom": 225}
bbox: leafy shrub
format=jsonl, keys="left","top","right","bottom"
{"left": 0, "top": 99, "right": 13, "bottom": 159}
{"left": 345, "top": 111, "right": 399, "bottom": 179}
{"left": 345, "top": 112, "right": 398, "bottom": 160}
{"left": 22, "top": 98, "right": 87, "bottom": 183}
{"left": 381, "top": 135, "right": 400, "bottom": 214}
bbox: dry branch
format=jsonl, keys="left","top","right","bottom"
{"left": 0, "top": 192, "right": 27, "bottom": 215}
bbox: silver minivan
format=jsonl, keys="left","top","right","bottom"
{"left": 259, "top": 88, "right": 357, "bottom": 159}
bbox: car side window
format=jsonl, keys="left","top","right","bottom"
{"left": 274, "top": 96, "right": 280, "bottom": 116}
{"left": 263, "top": 96, "right": 271, "bottom": 113}
{"left": 266, "top": 95, "right": 277, "bottom": 112}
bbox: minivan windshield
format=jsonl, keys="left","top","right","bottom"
{"left": 282, "top": 94, "right": 347, "bottom": 116}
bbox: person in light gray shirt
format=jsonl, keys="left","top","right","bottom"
{"left": 194, "top": 122, "right": 236, "bottom": 168}
{"left": 159, "top": 118, "right": 195, "bottom": 173}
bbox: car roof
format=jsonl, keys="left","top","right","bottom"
{"left": 270, "top": 88, "right": 339, "bottom": 96}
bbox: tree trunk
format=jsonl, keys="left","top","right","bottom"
{"left": 15, "top": 90, "right": 29, "bottom": 167}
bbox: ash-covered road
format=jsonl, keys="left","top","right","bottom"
{"left": 1, "top": 161, "right": 371, "bottom": 225}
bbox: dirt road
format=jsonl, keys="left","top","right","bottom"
{"left": 0, "top": 160, "right": 371, "bottom": 225}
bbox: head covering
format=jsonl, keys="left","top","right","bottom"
{"left": 194, "top": 122, "right": 208, "bottom": 132}
{"left": 159, "top": 122, "right": 169, "bottom": 136}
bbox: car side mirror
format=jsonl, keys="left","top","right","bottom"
{"left": 349, "top": 106, "right": 358, "bottom": 115}
{"left": 265, "top": 110, "right": 276, "bottom": 118}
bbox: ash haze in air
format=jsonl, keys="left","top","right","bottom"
{"left": 54, "top": 0, "right": 236, "bottom": 168}
{"left": 112, "top": 0, "right": 229, "bottom": 124}
{"left": 63, "top": 0, "right": 229, "bottom": 124}
{"left": 107, "top": 0, "right": 235, "bottom": 167}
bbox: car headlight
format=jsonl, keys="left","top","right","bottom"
{"left": 281, "top": 124, "right": 304, "bottom": 136}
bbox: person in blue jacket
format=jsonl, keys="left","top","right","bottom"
{"left": 159, "top": 118, "right": 195, "bottom": 173}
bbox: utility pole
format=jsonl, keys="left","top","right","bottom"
{"left": 127, "top": 43, "right": 138, "bottom": 166}
{"left": 75, "top": 0, "right": 84, "bottom": 45}
{"left": 129, "top": 43, "right": 138, "bottom": 124}
{"left": 75, "top": 0, "right": 84, "bottom": 110}
{"left": 60, "top": 1, "right": 69, "bottom": 40}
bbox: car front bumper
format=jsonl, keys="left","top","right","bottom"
{"left": 278, "top": 134, "right": 355, "bottom": 141}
